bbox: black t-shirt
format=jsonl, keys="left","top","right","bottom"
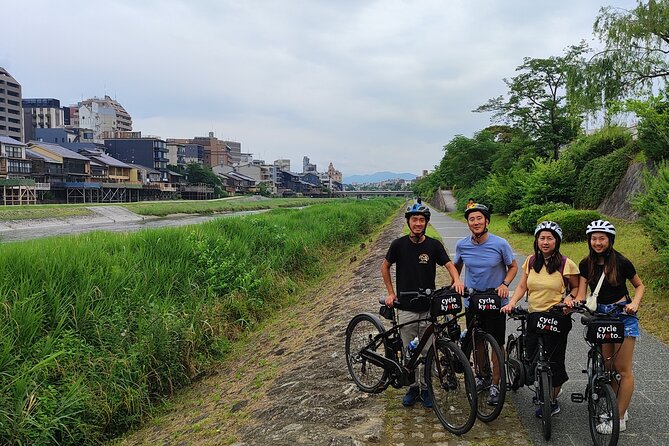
{"left": 385, "top": 235, "right": 450, "bottom": 312}
{"left": 578, "top": 253, "right": 637, "bottom": 305}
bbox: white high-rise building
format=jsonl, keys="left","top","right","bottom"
{"left": 78, "top": 95, "right": 132, "bottom": 142}
{"left": 0, "top": 67, "right": 24, "bottom": 142}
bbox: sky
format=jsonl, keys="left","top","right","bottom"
{"left": 2, "top": 0, "right": 637, "bottom": 178}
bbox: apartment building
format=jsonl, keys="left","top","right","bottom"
{"left": 0, "top": 67, "right": 24, "bottom": 142}
{"left": 22, "top": 98, "right": 64, "bottom": 142}
{"left": 0, "top": 135, "right": 31, "bottom": 179}
{"left": 79, "top": 95, "right": 132, "bottom": 142}
{"left": 104, "top": 137, "right": 168, "bottom": 181}
{"left": 192, "top": 133, "right": 229, "bottom": 167}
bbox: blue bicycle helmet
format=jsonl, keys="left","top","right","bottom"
{"left": 405, "top": 203, "right": 431, "bottom": 221}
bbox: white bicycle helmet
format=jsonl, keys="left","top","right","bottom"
{"left": 585, "top": 220, "right": 616, "bottom": 236}
{"left": 534, "top": 221, "right": 563, "bottom": 241}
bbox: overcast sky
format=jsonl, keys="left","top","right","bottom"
{"left": 2, "top": 0, "right": 637, "bottom": 178}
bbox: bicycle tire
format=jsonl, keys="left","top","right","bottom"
{"left": 425, "top": 339, "right": 477, "bottom": 436}
{"left": 588, "top": 382, "right": 619, "bottom": 446}
{"left": 539, "top": 370, "right": 552, "bottom": 440}
{"left": 470, "top": 332, "right": 506, "bottom": 422}
{"left": 505, "top": 336, "right": 524, "bottom": 391}
{"left": 345, "top": 313, "right": 389, "bottom": 393}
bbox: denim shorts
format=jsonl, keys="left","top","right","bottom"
{"left": 596, "top": 301, "right": 640, "bottom": 338}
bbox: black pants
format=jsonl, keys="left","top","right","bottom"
{"left": 525, "top": 316, "right": 572, "bottom": 388}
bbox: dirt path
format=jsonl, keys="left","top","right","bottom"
{"left": 115, "top": 214, "right": 529, "bottom": 446}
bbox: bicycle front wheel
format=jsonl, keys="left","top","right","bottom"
{"left": 470, "top": 331, "right": 506, "bottom": 422}
{"left": 539, "top": 370, "right": 552, "bottom": 440}
{"left": 589, "top": 382, "right": 619, "bottom": 446}
{"left": 345, "top": 313, "right": 389, "bottom": 393}
{"left": 425, "top": 339, "right": 476, "bottom": 436}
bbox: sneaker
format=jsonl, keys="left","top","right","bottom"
{"left": 535, "top": 401, "right": 560, "bottom": 418}
{"left": 623, "top": 410, "right": 629, "bottom": 422}
{"left": 533, "top": 388, "right": 563, "bottom": 405}
{"left": 597, "top": 418, "right": 626, "bottom": 434}
{"left": 420, "top": 389, "right": 433, "bottom": 408}
{"left": 475, "top": 377, "right": 485, "bottom": 392}
{"left": 487, "top": 385, "right": 500, "bottom": 406}
{"left": 402, "top": 386, "right": 420, "bottom": 407}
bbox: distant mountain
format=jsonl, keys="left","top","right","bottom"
{"left": 345, "top": 171, "right": 417, "bottom": 184}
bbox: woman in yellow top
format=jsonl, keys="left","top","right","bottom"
{"left": 501, "top": 221, "right": 580, "bottom": 417}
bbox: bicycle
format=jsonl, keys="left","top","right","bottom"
{"left": 345, "top": 287, "right": 477, "bottom": 435}
{"left": 505, "top": 304, "right": 569, "bottom": 440}
{"left": 568, "top": 301, "right": 633, "bottom": 446}
{"left": 451, "top": 289, "right": 507, "bottom": 422}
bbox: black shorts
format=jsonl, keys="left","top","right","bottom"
{"left": 464, "top": 309, "right": 506, "bottom": 347}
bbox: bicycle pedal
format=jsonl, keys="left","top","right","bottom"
{"left": 571, "top": 393, "right": 584, "bottom": 403}
{"left": 581, "top": 369, "right": 587, "bottom": 374}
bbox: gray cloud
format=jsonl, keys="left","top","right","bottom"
{"left": 2, "top": 0, "right": 636, "bottom": 176}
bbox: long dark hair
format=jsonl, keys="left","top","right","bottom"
{"left": 586, "top": 233, "right": 620, "bottom": 286}
{"left": 532, "top": 230, "right": 563, "bottom": 274}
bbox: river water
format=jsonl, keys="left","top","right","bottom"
{"left": 0, "top": 209, "right": 270, "bottom": 243}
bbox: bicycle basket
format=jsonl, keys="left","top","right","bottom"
{"left": 469, "top": 292, "right": 501, "bottom": 314}
{"left": 528, "top": 312, "right": 567, "bottom": 336}
{"left": 430, "top": 288, "right": 463, "bottom": 317}
{"left": 585, "top": 318, "right": 624, "bottom": 344}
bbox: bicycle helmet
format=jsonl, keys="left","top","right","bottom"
{"left": 405, "top": 203, "right": 431, "bottom": 221}
{"left": 534, "top": 221, "right": 563, "bottom": 242}
{"left": 464, "top": 203, "right": 490, "bottom": 221}
{"left": 585, "top": 220, "right": 616, "bottom": 236}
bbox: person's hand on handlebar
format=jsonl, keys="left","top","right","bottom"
{"left": 451, "top": 279, "right": 465, "bottom": 296}
{"left": 625, "top": 301, "right": 639, "bottom": 315}
{"left": 500, "top": 303, "right": 515, "bottom": 314}
{"left": 385, "top": 293, "right": 397, "bottom": 307}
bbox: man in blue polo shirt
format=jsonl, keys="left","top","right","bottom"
{"left": 454, "top": 203, "right": 517, "bottom": 406}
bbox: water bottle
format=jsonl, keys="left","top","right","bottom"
{"left": 406, "top": 336, "right": 419, "bottom": 362}
{"left": 459, "top": 329, "right": 468, "bottom": 344}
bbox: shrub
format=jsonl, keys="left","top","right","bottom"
{"left": 539, "top": 209, "right": 603, "bottom": 242}
{"left": 483, "top": 172, "right": 526, "bottom": 214}
{"left": 507, "top": 203, "right": 572, "bottom": 233}
{"left": 520, "top": 157, "right": 578, "bottom": 207}
{"left": 562, "top": 126, "right": 632, "bottom": 170}
{"left": 633, "top": 162, "right": 669, "bottom": 254}
{"left": 575, "top": 145, "right": 635, "bottom": 209}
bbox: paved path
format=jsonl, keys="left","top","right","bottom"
{"left": 428, "top": 206, "right": 669, "bottom": 445}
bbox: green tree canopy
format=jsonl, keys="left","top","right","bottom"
{"left": 475, "top": 44, "right": 588, "bottom": 160}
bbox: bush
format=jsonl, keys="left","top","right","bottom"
{"left": 508, "top": 202, "right": 572, "bottom": 233}
{"left": 520, "top": 157, "right": 578, "bottom": 207}
{"left": 562, "top": 126, "right": 632, "bottom": 170}
{"left": 633, "top": 162, "right": 669, "bottom": 254}
{"left": 539, "top": 209, "right": 603, "bottom": 242}
{"left": 575, "top": 145, "right": 635, "bottom": 209}
{"left": 482, "top": 172, "right": 526, "bottom": 214}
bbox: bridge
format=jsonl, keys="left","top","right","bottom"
{"left": 333, "top": 190, "right": 413, "bottom": 198}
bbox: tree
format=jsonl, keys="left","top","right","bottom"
{"left": 627, "top": 89, "right": 669, "bottom": 162}
{"left": 589, "top": 0, "right": 669, "bottom": 104}
{"left": 185, "top": 162, "right": 222, "bottom": 188}
{"left": 474, "top": 44, "right": 588, "bottom": 160}
{"left": 438, "top": 131, "right": 500, "bottom": 190}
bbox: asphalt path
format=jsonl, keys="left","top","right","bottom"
{"left": 429, "top": 205, "right": 669, "bottom": 446}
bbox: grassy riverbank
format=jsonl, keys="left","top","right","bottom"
{"left": 483, "top": 214, "right": 669, "bottom": 343}
{"left": 0, "top": 198, "right": 402, "bottom": 445}
{"left": 0, "top": 197, "right": 323, "bottom": 221}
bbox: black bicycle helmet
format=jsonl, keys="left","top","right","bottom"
{"left": 464, "top": 203, "right": 490, "bottom": 221}
{"left": 405, "top": 203, "right": 431, "bottom": 221}
{"left": 534, "top": 221, "right": 563, "bottom": 242}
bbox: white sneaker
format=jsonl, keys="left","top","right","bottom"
{"left": 597, "top": 419, "right": 626, "bottom": 434}
{"left": 623, "top": 411, "right": 629, "bottom": 422}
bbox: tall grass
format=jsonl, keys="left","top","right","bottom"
{"left": 0, "top": 198, "right": 401, "bottom": 445}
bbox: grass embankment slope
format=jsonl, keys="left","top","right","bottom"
{"left": 0, "top": 197, "right": 324, "bottom": 221}
{"left": 481, "top": 214, "right": 669, "bottom": 343}
{"left": 0, "top": 198, "right": 402, "bottom": 446}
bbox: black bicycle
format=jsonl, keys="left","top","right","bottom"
{"left": 568, "top": 301, "right": 633, "bottom": 446}
{"left": 452, "top": 289, "right": 507, "bottom": 422}
{"left": 345, "top": 287, "right": 477, "bottom": 435}
{"left": 505, "top": 305, "right": 569, "bottom": 440}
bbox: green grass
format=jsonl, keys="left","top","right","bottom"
{"left": 482, "top": 213, "right": 669, "bottom": 343}
{"left": 0, "top": 198, "right": 403, "bottom": 445}
{"left": 0, "top": 206, "right": 95, "bottom": 221}
{"left": 122, "top": 197, "right": 325, "bottom": 216}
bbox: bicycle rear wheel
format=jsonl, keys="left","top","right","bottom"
{"left": 425, "top": 339, "right": 476, "bottom": 436}
{"left": 470, "top": 331, "right": 506, "bottom": 422}
{"left": 539, "top": 370, "right": 552, "bottom": 440}
{"left": 505, "top": 335, "right": 525, "bottom": 391}
{"left": 345, "top": 313, "right": 389, "bottom": 393}
{"left": 588, "top": 382, "right": 619, "bottom": 446}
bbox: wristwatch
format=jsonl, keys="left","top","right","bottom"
{"left": 501, "top": 280, "right": 510, "bottom": 287}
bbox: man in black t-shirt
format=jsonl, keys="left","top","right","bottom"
{"left": 381, "top": 203, "right": 464, "bottom": 408}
